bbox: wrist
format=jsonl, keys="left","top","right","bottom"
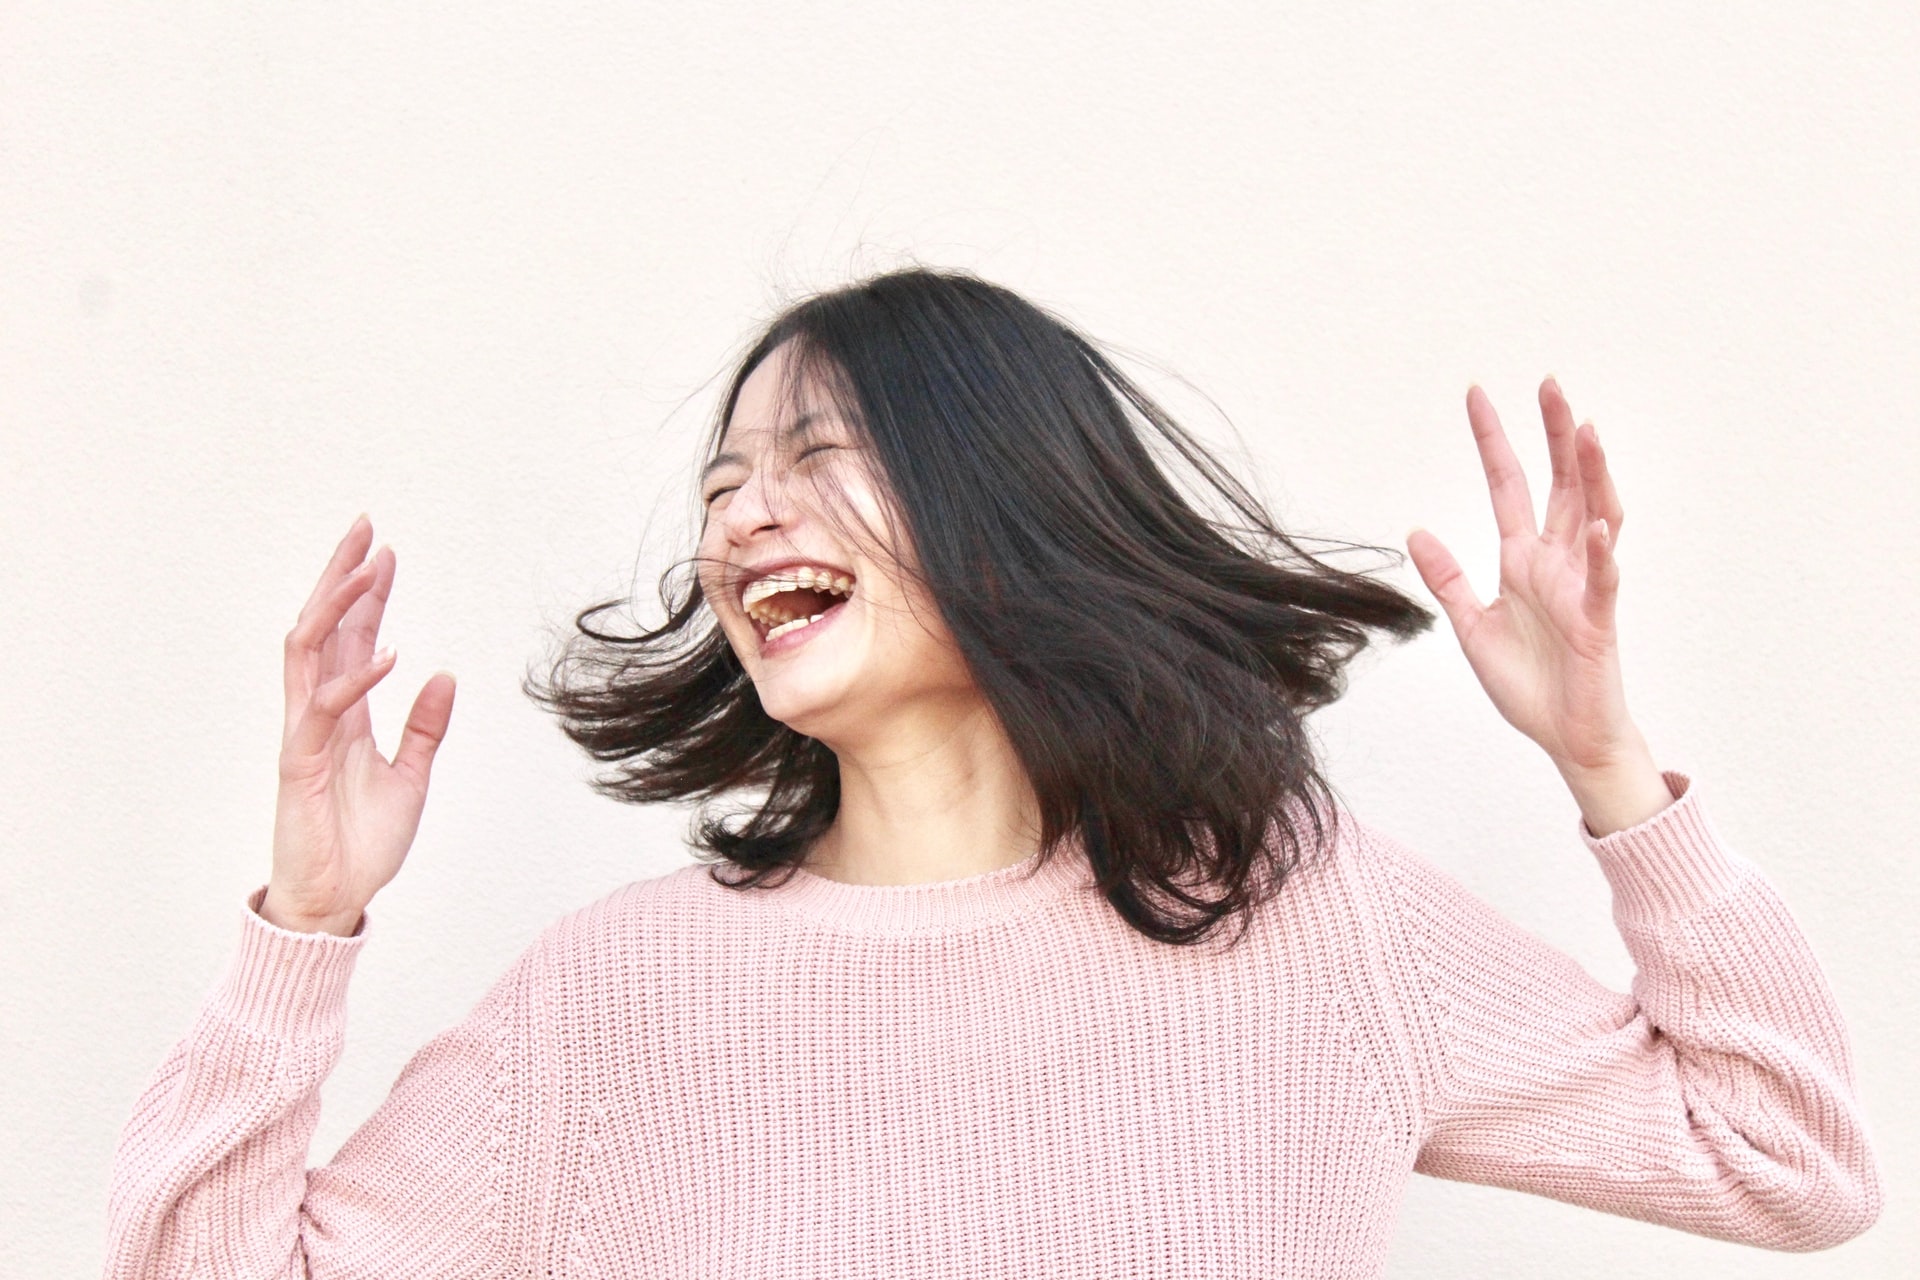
{"left": 258, "top": 886, "right": 363, "bottom": 937}
{"left": 1555, "top": 737, "right": 1676, "bottom": 838}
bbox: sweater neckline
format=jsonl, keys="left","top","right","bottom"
{"left": 769, "top": 837, "right": 1092, "bottom": 936}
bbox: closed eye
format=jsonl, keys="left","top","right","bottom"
{"left": 702, "top": 443, "right": 841, "bottom": 506}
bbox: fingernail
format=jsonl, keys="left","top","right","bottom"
{"left": 373, "top": 646, "right": 395, "bottom": 665}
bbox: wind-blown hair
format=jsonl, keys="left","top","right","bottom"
{"left": 524, "top": 267, "right": 1436, "bottom": 947}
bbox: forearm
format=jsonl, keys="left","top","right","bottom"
{"left": 105, "top": 892, "right": 359, "bottom": 1279}
{"left": 1589, "top": 803, "right": 1883, "bottom": 1248}
{"left": 107, "top": 890, "right": 549, "bottom": 1278}
{"left": 1401, "top": 772, "right": 1882, "bottom": 1250}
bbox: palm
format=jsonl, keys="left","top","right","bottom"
{"left": 300, "top": 721, "right": 424, "bottom": 910}
{"left": 1407, "top": 379, "right": 1636, "bottom": 773}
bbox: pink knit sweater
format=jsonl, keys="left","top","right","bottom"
{"left": 103, "top": 768, "right": 1880, "bottom": 1277}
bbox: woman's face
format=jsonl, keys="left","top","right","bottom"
{"left": 695, "top": 341, "right": 981, "bottom": 747}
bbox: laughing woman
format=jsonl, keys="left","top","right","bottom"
{"left": 104, "top": 269, "right": 1880, "bottom": 1277}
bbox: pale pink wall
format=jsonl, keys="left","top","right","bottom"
{"left": 3, "top": 3, "right": 1913, "bottom": 1276}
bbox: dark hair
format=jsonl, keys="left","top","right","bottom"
{"left": 524, "top": 267, "right": 1435, "bottom": 948}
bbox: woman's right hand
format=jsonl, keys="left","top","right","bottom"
{"left": 260, "top": 515, "right": 457, "bottom": 936}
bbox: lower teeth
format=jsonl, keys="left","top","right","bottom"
{"left": 765, "top": 612, "right": 824, "bottom": 642}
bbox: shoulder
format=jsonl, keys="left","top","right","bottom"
{"left": 536, "top": 858, "right": 729, "bottom": 948}
{"left": 520, "top": 857, "right": 770, "bottom": 994}
{"left": 1263, "top": 798, "right": 1421, "bottom": 918}
{"left": 1250, "top": 799, "right": 1491, "bottom": 988}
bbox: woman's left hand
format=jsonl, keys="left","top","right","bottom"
{"left": 1406, "top": 378, "right": 1672, "bottom": 833}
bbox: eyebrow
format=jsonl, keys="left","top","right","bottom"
{"left": 699, "top": 412, "right": 823, "bottom": 485}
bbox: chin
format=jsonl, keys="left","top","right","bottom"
{"left": 748, "top": 666, "right": 862, "bottom": 738}
{"left": 757, "top": 693, "right": 860, "bottom": 746}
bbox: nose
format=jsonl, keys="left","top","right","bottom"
{"left": 715, "top": 463, "right": 796, "bottom": 547}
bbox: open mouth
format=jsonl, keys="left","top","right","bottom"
{"left": 741, "top": 566, "right": 855, "bottom": 644}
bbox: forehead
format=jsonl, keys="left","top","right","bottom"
{"left": 717, "top": 342, "right": 847, "bottom": 451}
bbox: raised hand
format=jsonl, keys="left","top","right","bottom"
{"left": 1406, "top": 379, "right": 1673, "bottom": 835}
{"left": 261, "top": 516, "right": 457, "bottom": 935}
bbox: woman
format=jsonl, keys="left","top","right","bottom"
{"left": 105, "top": 269, "right": 1880, "bottom": 1276}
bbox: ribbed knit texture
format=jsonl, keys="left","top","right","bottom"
{"left": 102, "top": 769, "right": 1882, "bottom": 1277}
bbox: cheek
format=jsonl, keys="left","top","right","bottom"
{"left": 693, "top": 533, "right": 744, "bottom": 632}
{"left": 867, "top": 579, "right": 965, "bottom": 671}
{"left": 814, "top": 462, "right": 913, "bottom": 564}
{"left": 694, "top": 519, "right": 731, "bottom": 587}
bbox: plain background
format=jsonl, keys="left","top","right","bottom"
{"left": 4, "top": 2, "right": 1915, "bottom": 1276}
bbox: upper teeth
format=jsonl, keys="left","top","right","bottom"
{"left": 742, "top": 567, "right": 853, "bottom": 607}
{"left": 737, "top": 568, "right": 852, "bottom": 633}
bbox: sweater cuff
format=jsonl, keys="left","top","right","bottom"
{"left": 1577, "top": 769, "right": 1748, "bottom": 929}
{"left": 208, "top": 885, "right": 367, "bottom": 1041}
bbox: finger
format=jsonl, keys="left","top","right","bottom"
{"left": 1465, "top": 385, "right": 1538, "bottom": 541}
{"left": 298, "top": 514, "right": 375, "bottom": 621}
{"left": 332, "top": 545, "right": 395, "bottom": 706}
{"left": 319, "top": 622, "right": 341, "bottom": 687}
{"left": 1582, "top": 518, "right": 1620, "bottom": 631}
{"left": 283, "top": 560, "right": 380, "bottom": 731}
{"left": 288, "top": 559, "right": 379, "bottom": 656}
{"left": 335, "top": 546, "right": 396, "bottom": 671}
{"left": 1577, "top": 422, "right": 1626, "bottom": 550}
{"left": 1407, "top": 526, "right": 1486, "bottom": 641}
{"left": 391, "top": 672, "right": 457, "bottom": 789}
{"left": 1537, "top": 377, "right": 1588, "bottom": 548}
{"left": 332, "top": 547, "right": 396, "bottom": 740}
{"left": 284, "top": 647, "right": 398, "bottom": 762}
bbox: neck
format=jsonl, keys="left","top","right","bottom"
{"left": 807, "top": 699, "right": 1041, "bottom": 886}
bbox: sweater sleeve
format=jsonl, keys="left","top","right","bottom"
{"left": 103, "top": 888, "right": 555, "bottom": 1280}
{"left": 1368, "top": 769, "right": 1882, "bottom": 1251}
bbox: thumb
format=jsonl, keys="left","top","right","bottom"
{"left": 392, "top": 672, "right": 456, "bottom": 789}
{"left": 1407, "top": 527, "right": 1483, "bottom": 640}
